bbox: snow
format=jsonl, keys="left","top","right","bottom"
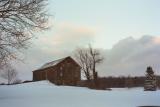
{"left": 37, "top": 57, "right": 65, "bottom": 70}
{"left": 0, "top": 81, "right": 160, "bottom": 107}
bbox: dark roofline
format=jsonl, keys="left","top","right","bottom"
{"left": 33, "top": 56, "right": 80, "bottom": 72}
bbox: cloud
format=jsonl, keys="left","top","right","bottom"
{"left": 50, "top": 22, "right": 95, "bottom": 49}
{"left": 98, "top": 36, "right": 160, "bottom": 77}
{"left": 11, "top": 22, "right": 96, "bottom": 80}
{"left": 153, "top": 36, "right": 160, "bottom": 44}
{"left": 32, "top": 22, "right": 96, "bottom": 55}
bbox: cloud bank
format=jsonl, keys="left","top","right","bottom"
{"left": 98, "top": 36, "right": 160, "bottom": 77}
{"left": 11, "top": 35, "right": 160, "bottom": 81}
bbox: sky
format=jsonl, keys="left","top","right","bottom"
{"left": 49, "top": 0, "right": 160, "bottom": 49}
{"left": 2, "top": 0, "right": 160, "bottom": 81}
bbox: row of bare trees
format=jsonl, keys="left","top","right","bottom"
{"left": 81, "top": 76, "right": 160, "bottom": 89}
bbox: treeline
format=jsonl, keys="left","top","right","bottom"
{"left": 78, "top": 76, "right": 160, "bottom": 90}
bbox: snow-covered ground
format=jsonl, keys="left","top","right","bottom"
{"left": 0, "top": 81, "right": 160, "bottom": 107}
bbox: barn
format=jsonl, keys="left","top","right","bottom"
{"left": 32, "top": 56, "right": 81, "bottom": 86}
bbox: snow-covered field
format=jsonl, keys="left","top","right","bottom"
{"left": 0, "top": 81, "right": 160, "bottom": 107}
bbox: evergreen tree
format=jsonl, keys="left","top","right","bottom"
{"left": 144, "top": 66, "right": 157, "bottom": 91}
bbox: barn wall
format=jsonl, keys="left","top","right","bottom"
{"left": 33, "top": 57, "right": 81, "bottom": 86}
{"left": 33, "top": 71, "right": 45, "bottom": 81}
{"left": 55, "top": 57, "right": 81, "bottom": 85}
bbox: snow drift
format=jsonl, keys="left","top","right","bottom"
{"left": 0, "top": 81, "right": 160, "bottom": 107}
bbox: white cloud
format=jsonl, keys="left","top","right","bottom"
{"left": 33, "top": 22, "right": 96, "bottom": 53}
{"left": 98, "top": 36, "right": 160, "bottom": 77}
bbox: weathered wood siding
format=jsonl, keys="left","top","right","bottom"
{"left": 33, "top": 57, "right": 81, "bottom": 86}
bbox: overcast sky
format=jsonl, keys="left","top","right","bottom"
{"left": 2, "top": 0, "right": 160, "bottom": 81}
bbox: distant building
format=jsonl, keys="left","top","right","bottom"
{"left": 33, "top": 56, "right": 81, "bottom": 86}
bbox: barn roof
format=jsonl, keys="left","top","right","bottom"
{"left": 34, "top": 56, "right": 79, "bottom": 71}
{"left": 40, "top": 57, "right": 65, "bottom": 70}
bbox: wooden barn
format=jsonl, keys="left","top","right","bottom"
{"left": 32, "top": 56, "right": 81, "bottom": 86}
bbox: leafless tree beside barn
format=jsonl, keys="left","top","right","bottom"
{"left": 0, "top": 0, "right": 49, "bottom": 67}
{"left": 75, "top": 45, "right": 104, "bottom": 81}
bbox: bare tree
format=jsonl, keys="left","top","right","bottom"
{"left": 75, "top": 45, "right": 104, "bottom": 81}
{"left": 1, "top": 64, "right": 18, "bottom": 84}
{"left": 0, "top": 0, "right": 49, "bottom": 66}
{"left": 89, "top": 45, "right": 103, "bottom": 80}
{"left": 75, "top": 48, "right": 92, "bottom": 80}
